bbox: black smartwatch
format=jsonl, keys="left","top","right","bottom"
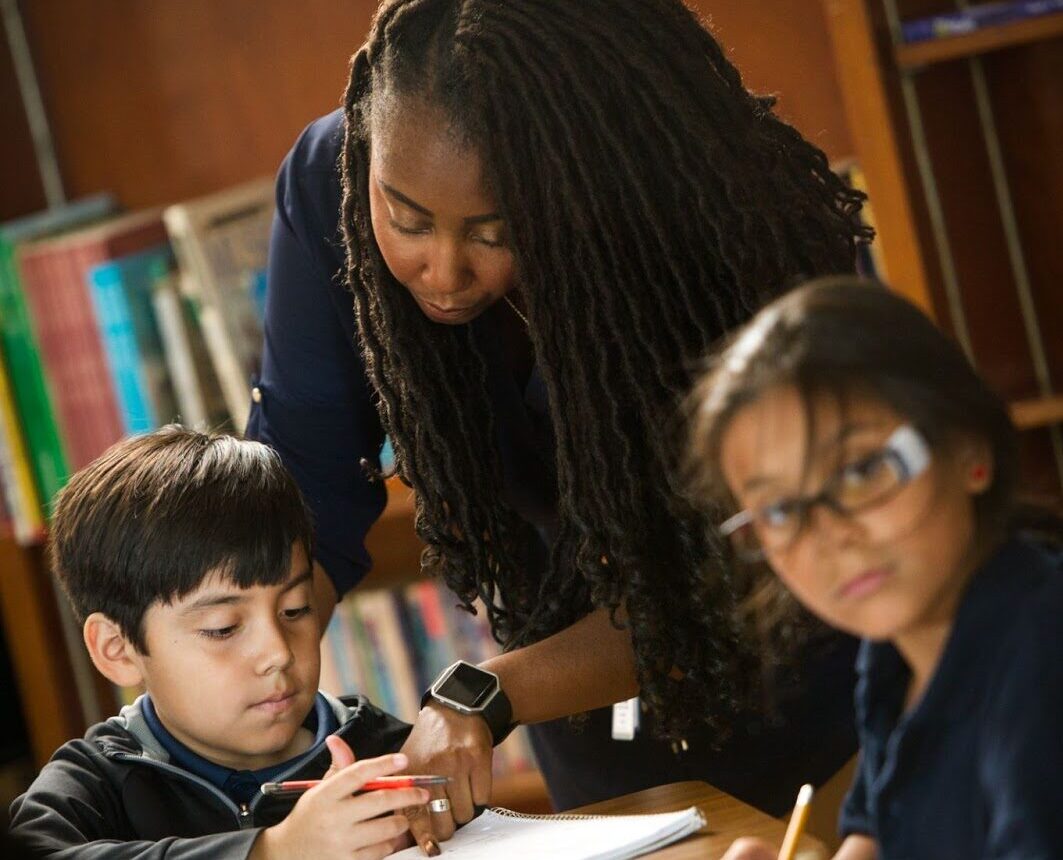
{"left": 421, "top": 660, "right": 516, "bottom": 746}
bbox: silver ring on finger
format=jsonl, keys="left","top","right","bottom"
{"left": 429, "top": 798, "right": 452, "bottom": 814}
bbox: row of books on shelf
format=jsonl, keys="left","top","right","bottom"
{"left": 900, "top": 0, "right": 1063, "bottom": 43}
{"left": 0, "top": 159, "right": 879, "bottom": 548}
{"left": 0, "top": 179, "right": 275, "bottom": 545}
{"left": 319, "top": 580, "right": 536, "bottom": 778}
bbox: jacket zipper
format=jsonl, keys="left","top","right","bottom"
{"left": 110, "top": 752, "right": 256, "bottom": 830}
{"left": 109, "top": 729, "right": 346, "bottom": 828}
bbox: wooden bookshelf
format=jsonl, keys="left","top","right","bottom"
{"left": 896, "top": 12, "right": 1063, "bottom": 69}
{"left": 0, "top": 538, "right": 81, "bottom": 765}
{"left": 824, "top": 0, "right": 1063, "bottom": 498}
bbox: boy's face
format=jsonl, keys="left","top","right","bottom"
{"left": 130, "top": 543, "right": 322, "bottom": 771}
{"left": 720, "top": 385, "right": 985, "bottom": 643}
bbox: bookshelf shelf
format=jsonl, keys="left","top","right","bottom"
{"left": 1011, "top": 395, "right": 1063, "bottom": 430}
{"left": 895, "top": 13, "right": 1063, "bottom": 69}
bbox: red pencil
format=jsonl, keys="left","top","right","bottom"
{"left": 260, "top": 775, "right": 449, "bottom": 797}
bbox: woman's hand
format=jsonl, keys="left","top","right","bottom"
{"left": 400, "top": 700, "right": 494, "bottom": 842}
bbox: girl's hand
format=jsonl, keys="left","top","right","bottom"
{"left": 251, "top": 753, "right": 428, "bottom": 860}
{"left": 720, "top": 837, "right": 779, "bottom": 860}
{"left": 400, "top": 701, "right": 494, "bottom": 844}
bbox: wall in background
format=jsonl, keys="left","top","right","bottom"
{"left": 690, "top": 0, "right": 854, "bottom": 161}
{"left": 6, "top": 0, "right": 854, "bottom": 212}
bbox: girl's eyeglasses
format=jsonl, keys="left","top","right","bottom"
{"left": 719, "top": 424, "right": 931, "bottom": 562}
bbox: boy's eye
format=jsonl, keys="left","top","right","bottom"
{"left": 199, "top": 625, "right": 238, "bottom": 640}
{"left": 282, "top": 605, "right": 313, "bottom": 621}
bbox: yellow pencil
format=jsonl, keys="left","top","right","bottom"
{"left": 777, "top": 783, "right": 814, "bottom": 860}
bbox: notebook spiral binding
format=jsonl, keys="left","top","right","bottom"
{"left": 488, "top": 807, "right": 705, "bottom": 824}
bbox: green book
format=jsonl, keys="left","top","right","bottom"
{"left": 0, "top": 195, "right": 117, "bottom": 513}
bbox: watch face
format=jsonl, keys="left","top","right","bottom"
{"left": 436, "top": 663, "right": 495, "bottom": 708}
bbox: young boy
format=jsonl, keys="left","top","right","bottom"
{"left": 8, "top": 427, "right": 431, "bottom": 858}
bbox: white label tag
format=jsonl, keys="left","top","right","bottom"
{"left": 611, "top": 696, "right": 640, "bottom": 741}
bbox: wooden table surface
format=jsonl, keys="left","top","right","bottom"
{"left": 572, "top": 781, "right": 827, "bottom": 860}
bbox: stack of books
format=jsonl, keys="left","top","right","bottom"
{"left": 0, "top": 181, "right": 272, "bottom": 543}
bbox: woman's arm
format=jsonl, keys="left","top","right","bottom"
{"left": 400, "top": 606, "right": 638, "bottom": 842}
{"left": 485, "top": 604, "right": 638, "bottom": 722}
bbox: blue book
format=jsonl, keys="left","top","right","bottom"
{"left": 324, "top": 608, "right": 358, "bottom": 694}
{"left": 88, "top": 245, "right": 178, "bottom": 434}
{"left": 901, "top": 0, "right": 1063, "bottom": 43}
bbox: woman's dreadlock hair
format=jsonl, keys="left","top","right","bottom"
{"left": 340, "top": 0, "right": 872, "bottom": 739}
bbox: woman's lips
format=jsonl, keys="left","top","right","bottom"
{"left": 836, "top": 566, "right": 894, "bottom": 601}
{"left": 422, "top": 299, "right": 476, "bottom": 322}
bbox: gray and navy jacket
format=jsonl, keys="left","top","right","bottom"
{"left": 8, "top": 693, "right": 411, "bottom": 858}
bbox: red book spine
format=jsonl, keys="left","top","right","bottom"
{"left": 18, "top": 216, "right": 168, "bottom": 470}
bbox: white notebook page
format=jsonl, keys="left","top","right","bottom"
{"left": 386, "top": 806, "right": 706, "bottom": 860}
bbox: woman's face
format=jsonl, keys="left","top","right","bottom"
{"left": 368, "top": 97, "right": 516, "bottom": 325}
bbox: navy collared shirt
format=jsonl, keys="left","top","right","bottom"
{"left": 839, "top": 537, "right": 1063, "bottom": 859}
{"left": 142, "top": 693, "right": 338, "bottom": 805}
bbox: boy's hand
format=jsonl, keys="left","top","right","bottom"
{"left": 251, "top": 753, "right": 428, "bottom": 860}
{"left": 322, "top": 735, "right": 357, "bottom": 777}
{"left": 323, "top": 736, "right": 439, "bottom": 856}
{"left": 720, "top": 837, "right": 779, "bottom": 860}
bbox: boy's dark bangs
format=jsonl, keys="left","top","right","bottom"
{"left": 151, "top": 473, "right": 314, "bottom": 606}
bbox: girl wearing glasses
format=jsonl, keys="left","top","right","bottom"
{"left": 687, "top": 277, "right": 1063, "bottom": 860}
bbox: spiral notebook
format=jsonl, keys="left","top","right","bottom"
{"left": 387, "top": 805, "right": 706, "bottom": 860}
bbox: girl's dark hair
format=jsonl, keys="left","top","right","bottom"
{"left": 50, "top": 426, "right": 314, "bottom": 653}
{"left": 340, "top": 0, "right": 871, "bottom": 737}
{"left": 685, "top": 276, "right": 1021, "bottom": 641}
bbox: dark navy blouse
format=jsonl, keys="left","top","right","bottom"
{"left": 840, "top": 538, "right": 1063, "bottom": 858}
{"left": 247, "top": 110, "right": 858, "bottom": 814}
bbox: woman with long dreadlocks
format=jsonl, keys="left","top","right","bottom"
{"left": 248, "top": 0, "right": 871, "bottom": 839}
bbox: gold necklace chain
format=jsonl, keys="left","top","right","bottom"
{"left": 504, "top": 294, "right": 529, "bottom": 328}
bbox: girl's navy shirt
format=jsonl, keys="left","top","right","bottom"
{"left": 247, "top": 110, "right": 858, "bottom": 814}
{"left": 840, "top": 537, "right": 1063, "bottom": 858}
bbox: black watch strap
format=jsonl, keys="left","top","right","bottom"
{"left": 480, "top": 686, "right": 516, "bottom": 746}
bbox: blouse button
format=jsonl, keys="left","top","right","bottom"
{"left": 251, "top": 386, "right": 263, "bottom": 404}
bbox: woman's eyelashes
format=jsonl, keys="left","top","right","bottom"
{"left": 388, "top": 217, "right": 508, "bottom": 248}
{"left": 471, "top": 229, "right": 507, "bottom": 248}
{"left": 389, "top": 218, "right": 430, "bottom": 236}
